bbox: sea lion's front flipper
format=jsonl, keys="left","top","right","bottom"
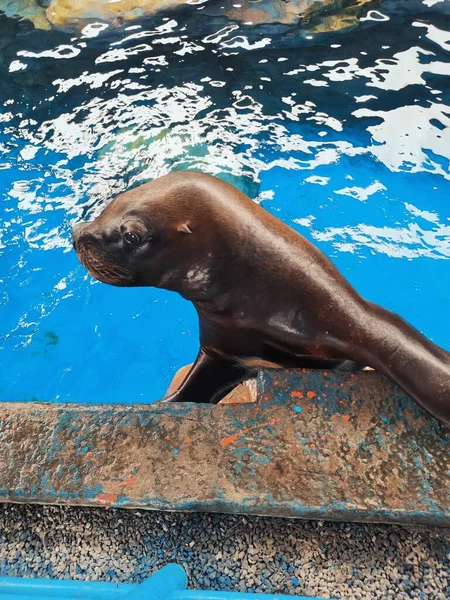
{"left": 160, "top": 350, "right": 253, "bottom": 404}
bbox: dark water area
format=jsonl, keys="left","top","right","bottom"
{"left": 0, "top": 0, "right": 449, "bottom": 402}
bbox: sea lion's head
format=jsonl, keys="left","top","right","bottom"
{"left": 72, "top": 171, "right": 231, "bottom": 295}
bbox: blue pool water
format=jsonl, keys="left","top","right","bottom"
{"left": 0, "top": 0, "right": 449, "bottom": 403}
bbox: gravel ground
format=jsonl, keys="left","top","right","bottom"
{"left": 0, "top": 504, "right": 448, "bottom": 599}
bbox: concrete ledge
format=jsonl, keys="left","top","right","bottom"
{"left": 0, "top": 369, "right": 448, "bottom": 525}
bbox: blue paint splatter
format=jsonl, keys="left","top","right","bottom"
{"left": 173, "top": 449, "right": 179, "bottom": 455}
{"left": 293, "top": 406, "right": 302, "bottom": 413}
{"left": 291, "top": 576, "right": 299, "bottom": 586}
{"left": 381, "top": 417, "right": 388, "bottom": 423}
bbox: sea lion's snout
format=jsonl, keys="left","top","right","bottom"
{"left": 72, "top": 221, "right": 99, "bottom": 251}
{"left": 72, "top": 221, "right": 108, "bottom": 254}
{"left": 72, "top": 220, "right": 133, "bottom": 287}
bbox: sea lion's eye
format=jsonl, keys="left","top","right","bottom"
{"left": 123, "top": 231, "right": 141, "bottom": 246}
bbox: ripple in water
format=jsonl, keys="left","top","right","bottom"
{"left": 0, "top": 0, "right": 449, "bottom": 402}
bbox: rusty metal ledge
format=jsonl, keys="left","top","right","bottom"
{"left": 0, "top": 369, "right": 448, "bottom": 525}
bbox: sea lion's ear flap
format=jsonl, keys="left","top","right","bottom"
{"left": 177, "top": 223, "right": 192, "bottom": 234}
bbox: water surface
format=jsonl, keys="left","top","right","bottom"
{"left": 0, "top": 0, "right": 449, "bottom": 402}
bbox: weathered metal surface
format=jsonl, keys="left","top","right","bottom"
{"left": 0, "top": 369, "right": 448, "bottom": 525}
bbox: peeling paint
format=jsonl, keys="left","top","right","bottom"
{"left": 0, "top": 369, "right": 447, "bottom": 525}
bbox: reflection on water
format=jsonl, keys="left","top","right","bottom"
{"left": 0, "top": 0, "right": 449, "bottom": 402}
{"left": 1, "top": 0, "right": 378, "bottom": 30}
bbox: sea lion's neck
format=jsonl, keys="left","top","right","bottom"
{"left": 155, "top": 256, "right": 224, "bottom": 306}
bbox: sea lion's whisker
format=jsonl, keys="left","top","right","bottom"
{"left": 79, "top": 246, "right": 131, "bottom": 283}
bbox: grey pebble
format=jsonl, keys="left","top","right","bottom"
{"left": 0, "top": 504, "right": 448, "bottom": 599}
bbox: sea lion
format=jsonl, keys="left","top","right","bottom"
{"left": 72, "top": 171, "right": 450, "bottom": 427}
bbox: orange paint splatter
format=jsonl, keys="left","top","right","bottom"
{"left": 1, "top": 414, "right": 7, "bottom": 420}
{"left": 342, "top": 415, "right": 350, "bottom": 422}
{"left": 291, "top": 391, "right": 304, "bottom": 398}
{"left": 86, "top": 452, "right": 93, "bottom": 458}
{"left": 165, "top": 435, "right": 171, "bottom": 441}
{"left": 186, "top": 438, "right": 193, "bottom": 444}
{"left": 12, "top": 423, "right": 18, "bottom": 430}
{"left": 122, "top": 477, "right": 136, "bottom": 488}
{"left": 309, "top": 444, "right": 315, "bottom": 449}
{"left": 96, "top": 493, "right": 118, "bottom": 505}
{"left": 101, "top": 427, "right": 109, "bottom": 433}
{"left": 307, "top": 391, "right": 317, "bottom": 399}
{"left": 274, "top": 380, "right": 279, "bottom": 386}
{"left": 220, "top": 432, "right": 242, "bottom": 446}
{"left": 220, "top": 423, "right": 269, "bottom": 446}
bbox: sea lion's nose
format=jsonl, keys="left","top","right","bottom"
{"left": 72, "top": 222, "right": 84, "bottom": 237}
{"left": 72, "top": 222, "right": 96, "bottom": 250}
{"left": 72, "top": 222, "right": 86, "bottom": 249}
